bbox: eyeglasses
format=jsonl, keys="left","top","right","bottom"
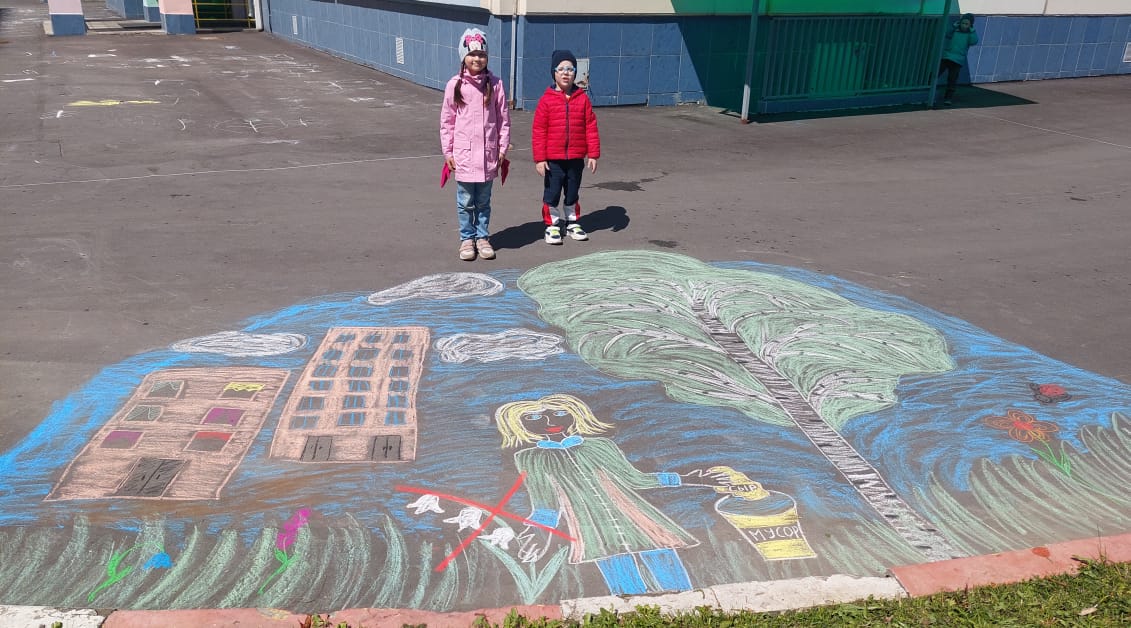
{"left": 554, "top": 66, "right": 577, "bottom": 74}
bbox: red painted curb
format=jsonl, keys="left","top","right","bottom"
{"left": 330, "top": 605, "right": 561, "bottom": 627}
{"left": 99, "top": 604, "right": 561, "bottom": 628}
{"left": 889, "top": 532, "right": 1131, "bottom": 597}
{"left": 101, "top": 607, "right": 308, "bottom": 627}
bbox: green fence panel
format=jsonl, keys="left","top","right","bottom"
{"left": 759, "top": 14, "right": 944, "bottom": 108}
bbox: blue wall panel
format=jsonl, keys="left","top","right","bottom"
{"left": 966, "top": 15, "right": 1131, "bottom": 83}
{"left": 105, "top": 0, "right": 143, "bottom": 20}
{"left": 258, "top": 2, "right": 1131, "bottom": 110}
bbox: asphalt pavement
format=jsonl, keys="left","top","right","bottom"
{"left": 2, "top": 0, "right": 1131, "bottom": 624}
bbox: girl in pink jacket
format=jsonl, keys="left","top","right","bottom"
{"left": 440, "top": 28, "right": 511, "bottom": 261}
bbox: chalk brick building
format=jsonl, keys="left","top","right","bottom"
{"left": 46, "top": 366, "right": 290, "bottom": 501}
{"left": 270, "top": 326, "right": 429, "bottom": 463}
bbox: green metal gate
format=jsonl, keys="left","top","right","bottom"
{"left": 758, "top": 14, "right": 946, "bottom": 113}
{"left": 192, "top": 0, "right": 255, "bottom": 30}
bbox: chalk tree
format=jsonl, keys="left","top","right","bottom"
{"left": 519, "top": 251, "right": 959, "bottom": 561}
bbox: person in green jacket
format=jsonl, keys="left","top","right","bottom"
{"left": 495, "top": 393, "right": 729, "bottom": 596}
{"left": 937, "top": 13, "right": 979, "bottom": 106}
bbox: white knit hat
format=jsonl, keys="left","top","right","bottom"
{"left": 459, "top": 28, "right": 488, "bottom": 59}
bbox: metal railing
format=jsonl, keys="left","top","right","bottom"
{"left": 760, "top": 15, "right": 945, "bottom": 105}
{"left": 192, "top": 0, "right": 255, "bottom": 29}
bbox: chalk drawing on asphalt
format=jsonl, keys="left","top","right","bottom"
{"left": 45, "top": 367, "right": 290, "bottom": 501}
{"left": 170, "top": 331, "right": 307, "bottom": 357}
{"left": 258, "top": 508, "right": 311, "bottom": 595}
{"left": 3, "top": 251, "right": 1131, "bottom": 613}
{"left": 496, "top": 393, "right": 739, "bottom": 596}
{"left": 520, "top": 251, "right": 961, "bottom": 562}
{"left": 707, "top": 466, "right": 816, "bottom": 561}
{"left": 87, "top": 540, "right": 174, "bottom": 603}
{"left": 434, "top": 329, "right": 564, "bottom": 363}
{"left": 269, "top": 326, "right": 428, "bottom": 463}
{"left": 366, "top": 272, "right": 504, "bottom": 305}
{"left": 1029, "top": 382, "right": 1072, "bottom": 404}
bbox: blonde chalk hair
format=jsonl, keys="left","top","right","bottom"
{"left": 495, "top": 394, "right": 614, "bottom": 448}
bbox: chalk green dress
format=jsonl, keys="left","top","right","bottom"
{"left": 514, "top": 436, "right": 698, "bottom": 564}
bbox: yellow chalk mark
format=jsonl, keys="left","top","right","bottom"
{"left": 69, "top": 99, "right": 161, "bottom": 107}
{"left": 224, "top": 382, "right": 266, "bottom": 392}
{"left": 755, "top": 539, "right": 817, "bottom": 560}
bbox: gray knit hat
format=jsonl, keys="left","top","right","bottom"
{"left": 459, "top": 28, "right": 487, "bottom": 59}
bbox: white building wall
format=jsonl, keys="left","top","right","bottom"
{"left": 961, "top": 0, "right": 1129, "bottom": 14}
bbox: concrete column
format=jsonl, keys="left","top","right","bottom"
{"left": 144, "top": 0, "right": 160, "bottom": 22}
{"left": 159, "top": 0, "right": 195, "bottom": 34}
{"left": 47, "top": 0, "right": 86, "bottom": 35}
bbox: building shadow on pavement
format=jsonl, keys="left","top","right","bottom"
{"left": 492, "top": 206, "right": 629, "bottom": 250}
{"left": 740, "top": 86, "right": 1036, "bottom": 124}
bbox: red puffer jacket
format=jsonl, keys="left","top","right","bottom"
{"left": 531, "top": 86, "right": 601, "bottom": 162}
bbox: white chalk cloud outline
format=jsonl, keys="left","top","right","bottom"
{"left": 367, "top": 272, "right": 504, "bottom": 306}
{"left": 435, "top": 329, "right": 565, "bottom": 364}
{"left": 170, "top": 331, "right": 307, "bottom": 357}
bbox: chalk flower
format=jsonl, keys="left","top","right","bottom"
{"left": 276, "top": 508, "right": 311, "bottom": 551}
{"left": 984, "top": 409, "right": 1059, "bottom": 443}
{"left": 480, "top": 527, "right": 516, "bottom": 550}
{"left": 260, "top": 508, "right": 312, "bottom": 595}
{"left": 406, "top": 494, "right": 445, "bottom": 515}
{"left": 444, "top": 507, "right": 486, "bottom": 532}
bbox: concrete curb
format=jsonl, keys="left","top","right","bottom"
{"left": 3, "top": 532, "right": 1128, "bottom": 627}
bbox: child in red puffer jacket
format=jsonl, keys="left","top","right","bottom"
{"left": 531, "top": 49, "right": 601, "bottom": 245}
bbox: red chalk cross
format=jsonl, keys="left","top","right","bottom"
{"left": 396, "top": 472, "right": 575, "bottom": 571}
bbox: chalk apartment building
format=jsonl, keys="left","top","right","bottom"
{"left": 269, "top": 326, "right": 429, "bottom": 464}
{"left": 46, "top": 367, "right": 290, "bottom": 501}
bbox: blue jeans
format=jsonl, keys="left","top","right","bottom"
{"left": 456, "top": 181, "right": 493, "bottom": 241}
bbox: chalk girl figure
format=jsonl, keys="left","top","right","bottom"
{"left": 440, "top": 27, "right": 511, "bottom": 261}
{"left": 495, "top": 393, "right": 728, "bottom": 596}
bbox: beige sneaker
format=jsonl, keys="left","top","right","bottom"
{"left": 459, "top": 239, "right": 476, "bottom": 261}
{"left": 476, "top": 238, "right": 495, "bottom": 259}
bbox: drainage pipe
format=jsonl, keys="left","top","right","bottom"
{"left": 739, "top": 0, "right": 761, "bottom": 123}
{"left": 927, "top": 0, "right": 953, "bottom": 107}
{"left": 509, "top": 1, "right": 518, "bottom": 109}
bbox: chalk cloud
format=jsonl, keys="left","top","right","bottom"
{"left": 170, "top": 331, "right": 307, "bottom": 357}
{"left": 367, "top": 272, "right": 504, "bottom": 306}
{"left": 435, "top": 329, "right": 565, "bottom": 363}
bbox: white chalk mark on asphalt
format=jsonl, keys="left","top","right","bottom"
{"left": 962, "top": 110, "right": 1131, "bottom": 151}
{"left": 0, "top": 153, "right": 454, "bottom": 188}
